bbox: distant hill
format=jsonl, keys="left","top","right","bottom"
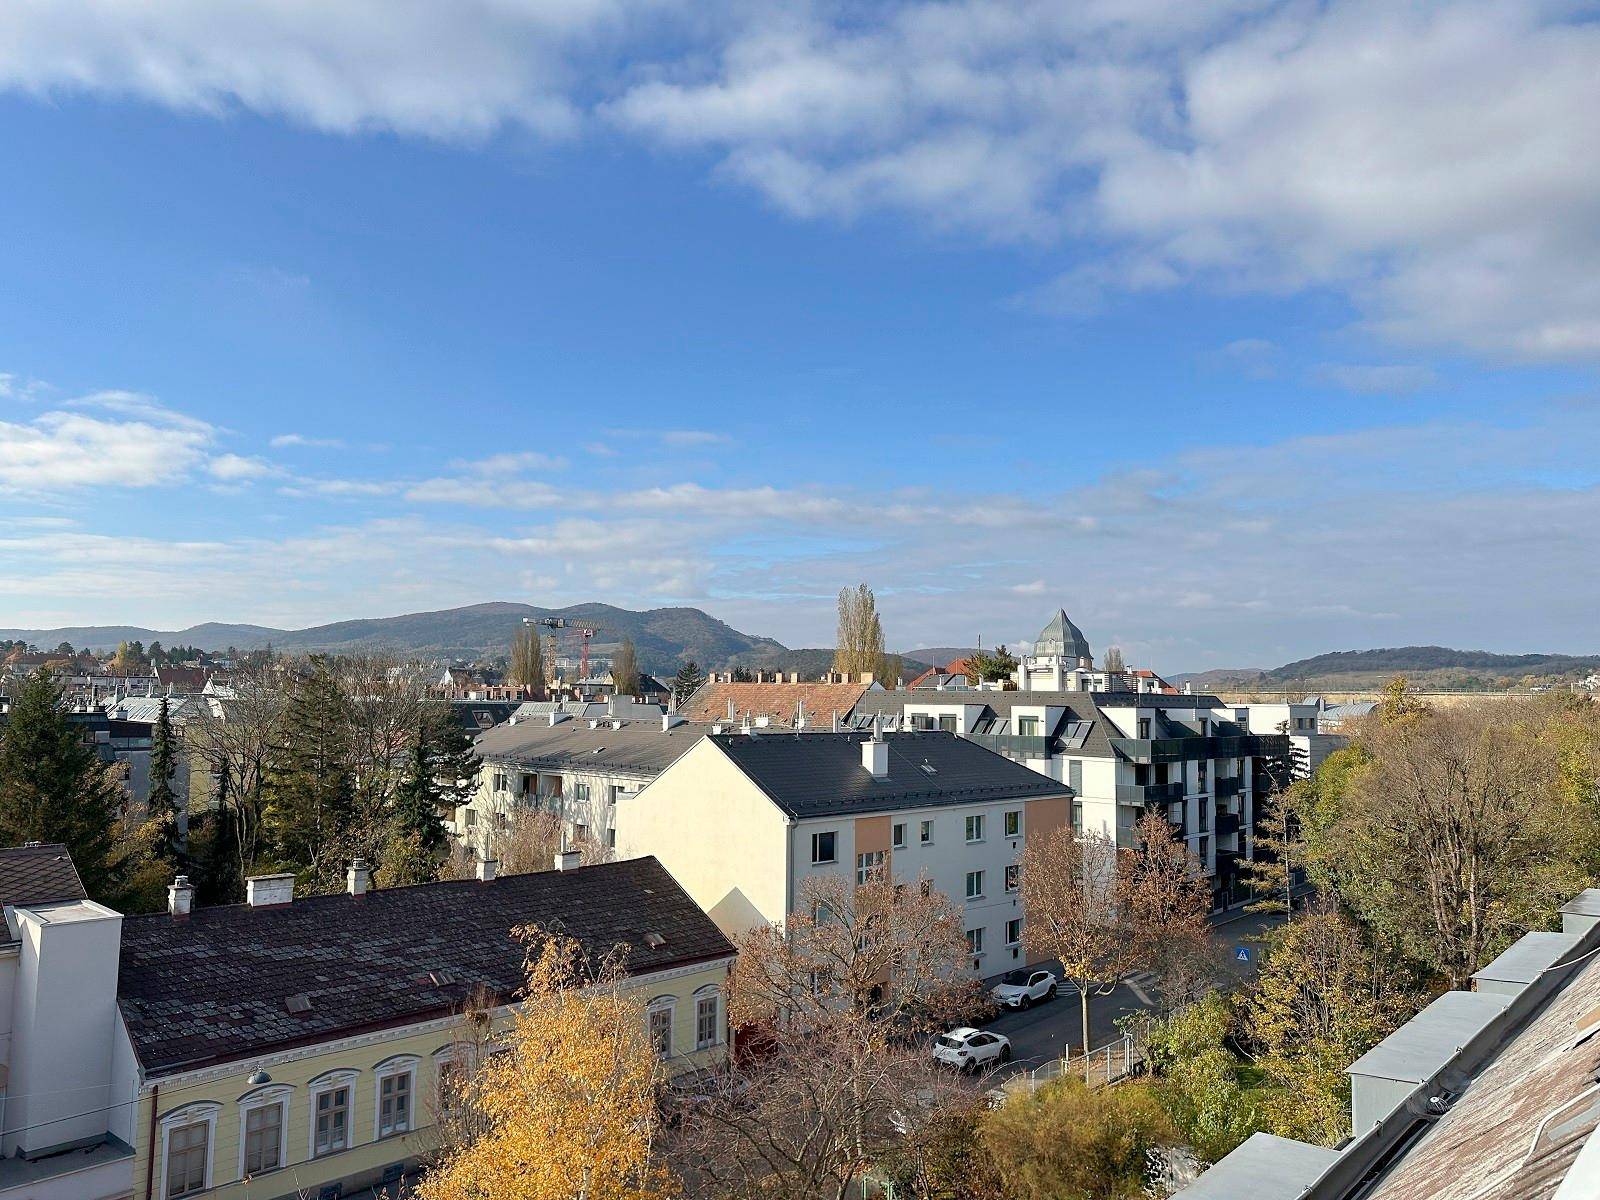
{"left": 726, "top": 647, "right": 934, "bottom": 682}
{"left": 1181, "top": 645, "right": 1600, "bottom": 692}
{"left": 0, "top": 602, "right": 788, "bottom": 676}
{"left": 904, "top": 647, "right": 979, "bottom": 667}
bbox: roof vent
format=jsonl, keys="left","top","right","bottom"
{"left": 285, "top": 992, "right": 313, "bottom": 1015}
{"left": 920, "top": 762, "right": 938, "bottom": 775}
{"left": 643, "top": 932, "right": 667, "bottom": 949}
{"left": 429, "top": 969, "right": 457, "bottom": 987}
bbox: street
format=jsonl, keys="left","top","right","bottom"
{"left": 984, "top": 905, "right": 1286, "bottom": 1078}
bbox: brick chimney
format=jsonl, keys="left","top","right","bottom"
{"left": 167, "top": 874, "right": 195, "bottom": 917}
{"left": 347, "top": 857, "right": 371, "bottom": 897}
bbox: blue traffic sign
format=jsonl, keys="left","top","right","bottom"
{"left": 1234, "top": 946, "right": 1252, "bottom": 963}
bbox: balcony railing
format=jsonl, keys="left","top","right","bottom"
{"left": 1110, "top": 733, "right": 1281, "bottom": 764}
{"left": 1116, "top": 780, "right": 1186, "bottom": 804}
{"left": 968, "top": 732, "right": 1051, "bottom": 760}
{"left": 1215, "top": 776, "right": 1244, "bottom": 799}
{"left": 1215, "top": 811, "right": 1241, "bottom": 837}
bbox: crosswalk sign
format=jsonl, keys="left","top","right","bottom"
{"left": 1234, "top": 946, "right": 1252, "bottom": 963}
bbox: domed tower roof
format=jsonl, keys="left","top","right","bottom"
{"left": 1034, "top": 608, "right": 1093, "bottom": 663}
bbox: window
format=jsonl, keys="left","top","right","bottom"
{"left": 573, "top": 822, "right": 589, "bottom": 843}
{"left": 892, "top": 822, "right": 906, "bottom": 849}
{"left": 464, "top": 808, "right": 477, "bottom": 827}
{"left": 966, "top": 927, "right": 984, "bottom": 956}
{"left": 1006, "top": 918, "right": 1023, "bottom": 947}
{"left": 376, "top": 1059, "right": 417, "bottom": 1139}
{"left": 1005, "top": 864, "right": 1019, "bottom": 892}
{"left": 695, "top": 989, "right": 721, "bottom": 1050}
{"left": 965, "top": 870, "right": 984, "bottom": 899}
{"left": 1068, "top": 759, "right": 1083, "bottom": 793}
{"left": 811, "top": 831, "right": 837, "bottom": 864}
{"left": 1017, "top": 716, "right": 1040, "bottom": 736}
{"left": 919, "top": 819, "right": 934, "bottom": 844}
{"left": 314, "top": 1085, "right": 350, "bottom": 1157}
{"left": 856, "top": 850, "right": 885, "bottom": 884}
{"left": 649, "top": 1000, "right": 675, "bottom": 1057}
{"left": 1072, "top": 801, "right": 1083, "bottom": 833}
{"left": 165, "top": 1118, "right": 211, "bottom": 1198}
{"left": 1137, "top": 718, "right": 1151, "bottom": 739}
{"left": 607, "top": 828, "right": 617, "bottom": 849}
{"left": 240, "top": 1092, "right": 288, "bottom": 1177}
{"left": 965, "top": 814, "right": 984, "bottom": 843}
{"left": 911, "top": 713, "right": 933, "bottom": 730}
{"left": 1004, "top": 810, "right": 1020, "bottom": 838}
{"left": 1199, "top": 717, "right": 1210, "bottom": 736}
{"left": 938, "top": 714, "right": 957, "bottom": 733}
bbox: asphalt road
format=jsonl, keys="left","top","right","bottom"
{"left": 984, "top": 905, "right": 1287, "bottom": 1078}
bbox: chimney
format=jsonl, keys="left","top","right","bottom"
{"left": 548, "top": 711, "right": 570, "bottom": 726}
{"left": 662, "top": 712, "right": 685, "bottom": 731}
{"left": 476, "top": 857, "right": 498, "bottom": 882}
{"left": 862, "top": 722, "right": 889, "bottom": 779}
{"left": 246, "top": 873, "right": 295, "bottom": 907}
{"left": 555, "top": 849, "right": 583, "bottom": 871}
{"left": 167, "top": 874, "right": 195, "bottom": 917}
{"left": 860, "top": 672, "right": 875, "bottom": 686}
{"left": 788, "top": 672, "right": 800, "bottom": 684}
{"left": 347, "top": 857, "right": 371, "bottom": 897}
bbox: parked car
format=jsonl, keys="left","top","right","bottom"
{"left": 932, "top": 1027, "right": 1012, "bottom": 1071}
{"left": 990, "top": 968, "right": 1058, "bottom": 1010}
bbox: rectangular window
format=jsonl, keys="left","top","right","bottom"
{"left": 379, "top": 1071, "right": 412, "bottom": 1138}
{"left": 166, "top": 1121, "right": 208, "bottom": 1197}
{"left": 811, "top": 831, "right": 837, "bottom": 864}
{"left": 965, "top": 869, "right": 984, "bottom": 899}
{"left": 911, "top": 713, "right": 933, "bottom": 730}
{"left": 650, "top": 1005, "right": 673, "bottom": 1056}
{"left": 1017, "top": 716, "right": 1040, "bottom": 736}
{"left": 856, "top": 850, "right": 885, "bottom": 884}
{"left": 1198, "top": 761, "right": 1209, "bottom": 786}
{"left": 965, "top": 814, "right": 984, "bottom": 843}
{"left": 966, "top": 927, "right": 984, "bottom": 956}
{"left": 1068, "top": 759, "right": 1083, "bottom": 793}
{"left": 938, "top": 714, "right": 957, "bottom": 733}
{"left": 1137, "top": 718, "right": 1151, "bottom": 739}
{"left": 919, "top": 819, "right": 933, "bottom": 844}
{"left": 892, "top": 822, "right": 906, "bottom": 849}
{"left": 696, "top": 994, "right": 720, "bottom": 1049}
{"left": 574, "top": 781, "right": 591, "bottom": 802}
{"left": 1004, "top": 810, "right": 1020, "bottom": 838}
{"left": 1006, "top": 918, "right": 1023, "bottom": 946}
{"left": 464, "top": 808, "right": 477, "bottom": 827}
{"left": 314, "top": 1087, "right": 349, "bottom": 1158}
{"left": 1072, "top": 801, "right": 1083, "bottom": 833}
{"left": 1005, "top": 864, "right": 1020, "bottom": 892}
{"left": 243, "top": 1103, "right": 283, "bottom": 1175}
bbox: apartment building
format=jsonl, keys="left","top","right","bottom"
{"left": 0, "top": 844, "right": 732, "bottom": 1200}
{"left": 850, "top": 689, "right": 1288, "bottom": 908}
{"left": 614, "top": 729, "right": 1072, "bottom": 973}
{"left": 1176, "top": 888, "right": 1600, "bottom": 1200}
{"left": 675, "top": 679, "right": 874, "bottom": 729}
{"left": 456, "top": 708, "right": 706, "bottom": 854}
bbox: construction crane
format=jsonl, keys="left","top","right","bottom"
{"left": 524, "top": 616, "right": 607, "bottom": 682}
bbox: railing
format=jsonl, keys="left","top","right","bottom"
{"left": 1110, "top": 733, "right": 1278, "bottom": 763}
{"left": 1021, "top": 1034, "right": 1143, "bottom": 1091}
{"left": 1215, "top": 776, "right": 1244, "bottom": 799}
{"left": 968, "top": 733, "right": 1051, "bottom": 760}
{"left": 1115, "top": 780, "right": 1186, "bottom": 804}
{"left": 1215, "top": 811, "right": 1241, "bottom": 837}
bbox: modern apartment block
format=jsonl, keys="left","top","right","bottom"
{"left": 0, "top": 844, "right": 732, "bottom": 1200}
{"left": 614, "top": 729, "right": 1072, "bottom": 973}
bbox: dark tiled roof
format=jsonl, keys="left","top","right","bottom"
{"left": 475, "top": 719, "right": 709, "bottom": 778}
{"left": 710, "top": 730, "right": 1066, "bottom": 819}
{"left": 117, "top": 857, "right": 733, "bottom": 1077}
{"left": 0, "top": 843, "right": 88, "bottom": 912}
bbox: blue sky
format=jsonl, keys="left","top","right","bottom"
{"left": 1, "top": 2, "right": 1598, "bottom": 670}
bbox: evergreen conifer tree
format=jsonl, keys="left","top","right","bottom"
{"left": 147, "top": 695, "right": 183, "bottom": 868}
{"left": 672, "top": 660, "right": 705, "bottom": 706}
{"left": 261, "top": 657, "right": 356, "bottom": 887}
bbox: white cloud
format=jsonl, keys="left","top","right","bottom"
{"left": 0, "top": 398, "right": 213, "bottom": 492}
{"left": 1010, "top": 580, "right": 1046, "bottom": 595}
{"left": 448, "top": 451, "right": 568, "bottom": 474}
{"left": 1313, "top": 363, "right": 1437, "bottom": 395}
{"left": 271, "top": 433, "right": 344, "bottom": 449}
{"left": 207, "top": 453, "right": 279, "bottom": 482}
{"left": 659, "top": 430, "right": 732, "bottom": 448}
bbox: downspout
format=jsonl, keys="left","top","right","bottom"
{"left": 143, "top": 1084, "right": 158, "bottom": 1200}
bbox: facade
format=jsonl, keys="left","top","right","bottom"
{"left": 614, "top": 729, "right": 1073, "bottom": 974}
{"left": 0, "top": 847, "right": 733, "bottom": 1200}
{"left": 1175, "top": 888, "right": 1600, "bottom": 1200}
{"left": 456, "top": 708, "right": 706, "bottom": 854}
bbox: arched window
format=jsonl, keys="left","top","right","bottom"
{"left": 158, "top": 1101, "right": 220, "bottom": 1199}
{"left": 646, "top": 995, "right": 676, "bottom": 1057}
{"left": 693, "top": 984, "right": 723, "bottom": 1051}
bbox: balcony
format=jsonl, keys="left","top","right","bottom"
{"left": 1215, "top": 776, "right": 1244, "bottom": 799}
{"left": 1109, "top": 733, "right": 1281, "bottom": 764}
{"left": 1116, "top": 780, "right": 1186, "bottom": 804}
{"left": 968, "top": 732, "right": 1051, "bottom": 760}
{"left": 1215, "top": 810, "right": 1241, "bottom": 837}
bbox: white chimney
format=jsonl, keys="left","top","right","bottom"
{"left": 476, "top": 857, "right": 498, "bottom": 882}
{"left": 246, "top": 873, "right": 295, "bottom": 907}
{"left": 860, "top": 672, "right": 875, "bottom": 686}
{"left": 662, "top": 712, "right": 684, "bottom": 731}
{"left": 347, "top": 857, "right": 371, "bottom": 897}
{"left": 168, "top": 874, "right": 195, "bottom": 917}
{"left": 555, "top": 849, "right": 583, "bottom": 871}
{"left": 548, "top": 711, "right": 571, "bottom": 726}
{"left": 862, "top": 734, "right": 889, "bottom": 779}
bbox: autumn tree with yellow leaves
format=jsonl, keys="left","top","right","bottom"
{"left": 417, "top": 925, "right": 674, "bottom": 1200}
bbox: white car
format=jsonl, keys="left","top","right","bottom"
{"left": 990, "top": 968, "right": 1059, "bottom": 1010}
{"left": 932, "top": 1027, "right": 1012, "bottom": 1071}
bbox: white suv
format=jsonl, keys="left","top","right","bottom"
{"left": 990, "top": 968, "right": 1058, "bottom": 1010}
{"left": 932, "top": 1027, "right": 1012, "bottom": 1071}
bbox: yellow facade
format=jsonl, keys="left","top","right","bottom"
{"left": 128, "top": 957, "right": 731, "bottom": 1200}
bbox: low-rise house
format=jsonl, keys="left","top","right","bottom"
{"left": 0, "top": 846, "right": 733, "bottom": 1200}
{"left": 614, "top": 729, "right": 1071, "bottom": 973}
{"left": 675, "top": 680, "right": 874, "bottom": 729}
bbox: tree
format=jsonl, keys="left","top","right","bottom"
{"left": 610, "top": 639, "right": 640, "bottom": 696}
{"left": 671, "top": 660, "right": 704, "bottom": 706}
{"left": 184, "top": 658, "right": 285, "bottom": 890}
{"left": 336, "top": 655, "right": 429, "bottom": 866}
{"left": 969, "top": 645, "right": 1018, "bottom": 685}
{"left": 1239, "top": 781, "right": 1305, "bottom": 917}
{"left": 422, "top": 702, "right": 482, "bottom": 814}
{"left": 509, "top": 624, "right": 546, "bottom": 694}
{"left": 834, "top": 583, "right": 888, "bottom": 681}
{"left": 261, "top": 657, "right": 357, "bottom": 890}
{"left": 730, "top": 666, "right": 754, "bottom": 683}
{"left": 978, "top": 1075, "right": 1177, "bottom": 1200}
{"left": 382, "top": 732, "right": 451, "bottom": 884}
{"left": 0, "top": 671, "right": 123, "bottom": 897}
{"left": 1102, "top": 646, "right": 1126, "bottom": 674}
{"left": 146, "top": 695, "right": 183, "bottom": 870}
{"left": 417, "top": 926, "right": 672, "bottom": 1200}
{"left": 1145, "top": 994, "right": 1262, "bottom": 1164}
{"left": 1123, "top": 812, "right": 1216, "bottom": 1009}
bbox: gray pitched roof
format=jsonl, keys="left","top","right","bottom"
{"left": 117, "top": 857, "right": 733, "bottom": 1077}
{"left": 475, "top": 718, "right": 708, "bottom": 778}
{"left": 0, "top": 843, "right": 88, "bottom": 912}
{"left": 709, "top": 730, "right": 1066, "bottom": 819}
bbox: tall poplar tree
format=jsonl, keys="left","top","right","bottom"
{"left": 609, "top": 639, "right": 640, "bottom": 697}
{"left": 833, "top": 583, "right": 889, "bottom": 680}
{"left": 0, "top": 671, "right": 123, "bottom": 897}
{"left": 509, "top": 624, "right": 546, "bottom": 694}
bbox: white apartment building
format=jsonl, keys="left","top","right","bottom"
{"left": 614, "top": 729, "right": 1073, "bottom": 975}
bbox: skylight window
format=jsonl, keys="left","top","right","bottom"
{"left": 285, "top": 993, "right": 313, "bottom": 1015}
